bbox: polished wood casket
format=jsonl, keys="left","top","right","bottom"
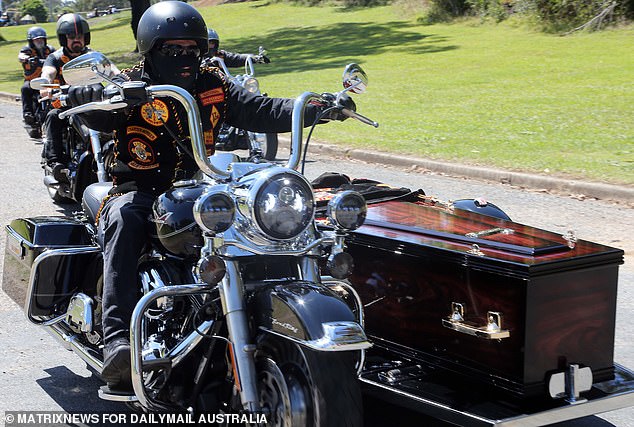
{"left": 343, "top": 198, "right": 623, "bottom": 398}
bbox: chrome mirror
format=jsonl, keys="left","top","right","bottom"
{"left": 342, "top": 63, "right": 368, "bottom": 94}
{"left": 29, "top": 77, "right": 49, "bottom": 90}
{"left": 62, "top": 52, "right": 119, "bottom": 86}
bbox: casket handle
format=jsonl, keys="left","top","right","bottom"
{"left": 442, "top": 302, "right": 510, "bottom": 340}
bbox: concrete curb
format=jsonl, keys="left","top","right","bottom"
{"left": 301, "top": 140, "right": 634, "bottom": 205}
{"left": 3, "top": 91, "right": 632, "bottom": 204}
{"left": 0, "top": 91, "right": 21, "bottom": 104}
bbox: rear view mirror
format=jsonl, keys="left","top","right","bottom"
{"left": 62, "top": 52, "right": 119, "bottom": 86}
{"left": 342, "top": 64, "right": 368, "bottom": 94}
{"left": 29, "top": 77, "right": 49, "bottom": 91}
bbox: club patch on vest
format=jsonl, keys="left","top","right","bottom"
{"left": 127, "top": 125, "right": 157, "bottom": 141}
{"left": 200, "top": 88, "right": 225, "bottom": 106}
{"left": 210, "top": 105, "right": 220, "bottom": 127}
{"left": 140, "top": 99, "right": 170, "bottom": 126}
{"left": 128, "top": 138, "right": 155, "bottom": 164}
{"left": 204, "top": 130, "right": 214, "bottom": 152}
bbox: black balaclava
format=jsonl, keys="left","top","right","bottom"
{"left": 146, "top": 46, "right": 200, "bottom": 92}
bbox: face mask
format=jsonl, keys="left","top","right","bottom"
{"left": 33, "top": 39, "right": 45, "bottom": 49}
{"left": 148, "top": 49, "right": 200, "bottom": 91}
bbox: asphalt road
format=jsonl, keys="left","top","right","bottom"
{"left": 0, "top": 99, "right": 633, "bottom": 426}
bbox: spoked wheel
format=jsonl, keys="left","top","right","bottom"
{"left": 256, "top": 336, "right": 362, "bottom": 427}
{"left": 249, "top": 132, "right": 279, "bottom": 161}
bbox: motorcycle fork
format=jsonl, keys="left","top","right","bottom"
{"left": 89, "top": 129, "right": 107, "bottom": 183}
{"left": 218, "top": 259, "right": 260, "bottom": 413}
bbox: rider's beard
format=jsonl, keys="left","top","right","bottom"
{"left": 68, "top": 41, "right": 84, "bottom": 55}
{"left": 33, "top": 39, "right": 46, "bottom": 57}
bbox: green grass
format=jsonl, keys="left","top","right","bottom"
{"left": 1, "top": 1, "right": 633, "bottom": 184}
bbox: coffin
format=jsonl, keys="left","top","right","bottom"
{"left": 340, "top": 197, "right": 623, "bottom": 398}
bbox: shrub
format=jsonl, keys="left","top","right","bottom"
{"left": 21, "top": 0, "right": 49, "bottom": 23}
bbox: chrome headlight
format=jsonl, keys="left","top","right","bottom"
{"left": 245, "top": 169, "right": 315, "bottom": 240}
{"left": 327, "top": 190, "right": 367, "bottom": 231}
{"left": 243, "top": 77, "right": 259, "bottom": 94}
{"left": 193, "top": 190, "right": 236, "bottom": 234}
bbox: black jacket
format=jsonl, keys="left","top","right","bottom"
{"left": 81, "top": 62, "right": 318, "bottom": 196}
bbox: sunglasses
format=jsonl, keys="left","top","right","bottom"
{"left": 66, "top": 33, "right": 84, "bottom": 40}
{"left": 158, "top": 44, "right": 201, "bottom": 57}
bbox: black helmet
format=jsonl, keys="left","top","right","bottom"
{"left": 207, "top": 28, "right": 219, "bottom": 56}
{"left": 56, "top": 13, "right": 91, "bottom": 46}
{"left": 137, "top": 1, "right": 208, "bottom": 56}
{"left": 27, "top": 26, "right": 47, "bottom": 49}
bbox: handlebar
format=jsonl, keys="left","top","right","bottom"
{"left": 58, "top": 83, "right": 377, "bottom": 178}
{"left": 342, "top": 108, "right": 379, "bottom": 128}
{"left": 58, "top": 85, "right": 231, "bottom": 178}
{"left": 290, "top": 92, "right": 379, "bottom": 171}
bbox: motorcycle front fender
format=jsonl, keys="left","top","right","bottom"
{"left": 249, "top": 281, "right": 371, "bottom": 352}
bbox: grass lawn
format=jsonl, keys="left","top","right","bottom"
{"left": 1, "top": 1, "right": 632, "bottom": 184}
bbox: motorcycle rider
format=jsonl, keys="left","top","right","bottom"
{"left": 203, "top": 27, "right": 270, "bottom": 68}
{"left": 41, "top": 13, "right": 92, "bottom": 182}
{"left": 18, "top": 26, "right": 55, "bottom": 137}
{"left": 67, "top": 0, "right": 352, "bottom": 392}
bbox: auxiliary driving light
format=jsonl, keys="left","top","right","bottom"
{"left": 193, "top": 191, "right": 236, "bottom": 234}
{"left": 197, "top": 255, "right": 226, "bottom": 284}
{"left": 327, "top": 191, "right": 367, "bottom": 231}
{"left": 327, "top": 252, "right": 355, "bottom": 279}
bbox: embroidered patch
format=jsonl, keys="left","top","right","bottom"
{"left": 210, "top": 105, "right": 220, "bottom": 127}
{"left": 128, "top": 161, "right": 159, "bottom": 170}
{"left": 203, "top": 130, "right": 214, "bottom": 149}
{"left": 126, "top": 125, "right": 157, "bottom": 141}
{"left": 140, "top": 99, "right": 169, "bottom": 126}
{"left": 200, "top": 87, "right": 225, "bottom": 106}
{"left": 128, "top": 138, "right": 155, "bottom": 164}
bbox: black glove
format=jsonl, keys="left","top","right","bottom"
{"left": 319, "top": 93, "right": 356, "bottom": 122}
{"left": 254, "top": 54, "right": 271, "bottom": 64}
{"left": 28, "top": 57, "right": 39, "bottom": 66}
{"left": 68, "top": 84, "right": 104, "bottom": 107}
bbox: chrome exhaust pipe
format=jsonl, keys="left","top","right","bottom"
{"left": 46, "top": 323, "right": 103, "bottom": 373}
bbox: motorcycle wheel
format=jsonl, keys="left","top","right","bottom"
{"left": 250, "top": 133, "right": 279, "bottom": 161}
{"left": 255, "top": 335, "right": 362, "bottom": 427}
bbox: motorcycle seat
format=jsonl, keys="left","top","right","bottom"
{"left": 83, "top": 182, "right": 113, "bottom": 224}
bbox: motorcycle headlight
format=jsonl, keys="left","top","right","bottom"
{"left": 250, "top": 170, "right": 315, "bottom": 240}
{"left": 327, "top": 191, "right": 367, "bottom": 231}
{"left": 243, "top": 77, "right": 259, "bottom": 94}
{"left": 193, "top": 191, "right": 236, "bottom": 234}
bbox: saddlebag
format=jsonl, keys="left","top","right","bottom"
{"left": 341, "top": 199, "right": 623, "bottom": 399}
{"left": 3, "top": 217, "right": 100, "bottom": 321}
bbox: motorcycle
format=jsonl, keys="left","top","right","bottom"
{"left": 212, "top": 47, "right": 280, "bottom": 161}
{"left": 22, "top": 67, "right": 49, "bottom": 141}
{"left": 29, "top": 77, "right": 113, "bottom": 204}
{"left": 3, "top": 52, "right": 372, "bottom": 423}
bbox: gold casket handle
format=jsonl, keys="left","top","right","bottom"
{"left": 441, "top": 302, "right": 510, "bottom": 340}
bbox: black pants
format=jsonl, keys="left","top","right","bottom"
{"left": 21, "top": 81, "right": 36, "bottom": 117}
{"left": 99, "top": 191, "right": 155, "bottom": 344}
{"left": 44, "top": 108, "right": 67, "bottom": 163}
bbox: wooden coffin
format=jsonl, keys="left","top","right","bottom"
{"left": 344, "top": 199, "right": 623, "bottom": 398}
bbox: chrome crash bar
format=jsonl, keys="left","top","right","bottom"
{"left": 130, "top": 283, "right": 216, "bottom": 411}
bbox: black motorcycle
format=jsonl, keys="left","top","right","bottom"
{"left": 3, "top": 52, "right": 373, "bottom": 424}
{"left": 29, "top": 77, "right": 113, "bottom": 204}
